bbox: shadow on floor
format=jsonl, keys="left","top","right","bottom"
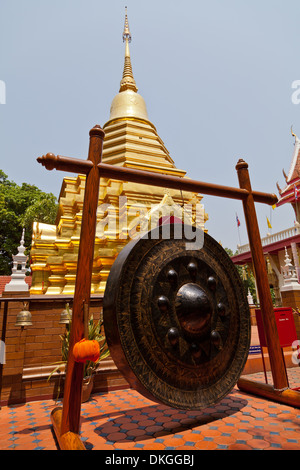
{"left": 82, "top": 393, "right": 248, "bottom": 446}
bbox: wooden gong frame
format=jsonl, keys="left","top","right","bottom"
{"left": 103, "top": 226, "right": 252, "bottom": 410}
{"left": 37, "top": 125, "right": 300, "bottom": 450}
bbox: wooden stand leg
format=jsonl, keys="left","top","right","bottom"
{"left": 236, "top": 159, "right": 300, "bottom": 408}
{"left": 238, "top": 378, "right": 300, "bottom": 408}
{"left": 261, "top": 348, "right": 268, "bottom": 384}
{"left": 236, "top": 159, "right": 288, "bottom": 391}
{"left": 51, "top": 407, "right": 86, "bottom": 450}
{"left": 60, "top": 126, "right": 105, "bottom": 441}
{"left": 48, "top": 125, "right": 105, "bottom": 448}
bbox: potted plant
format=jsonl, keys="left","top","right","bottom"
{"left": 80, "top": 314, "right": 110, "bottom": 402}
{"left": 48, "top": 307, "right": 110, "bottom": 402}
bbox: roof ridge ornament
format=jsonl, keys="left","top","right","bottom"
{"left": 291, "top": 125, "right": 300, "bottom": 144}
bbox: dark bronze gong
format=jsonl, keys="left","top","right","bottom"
{"left": 103, "top": 225, "right": 251, "bottom": 409}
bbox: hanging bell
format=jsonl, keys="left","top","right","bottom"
{"left": 15, "top": 302, "right": 32, "bottom": 327}
{"left": 59, "top": 303, "right": 72, "bottom": 324}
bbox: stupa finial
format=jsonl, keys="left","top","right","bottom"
{"left": 123, "top": 6, "right": 131, "bottom": 43}
{"left": 119, "top": 7, "right": 138, "bottom": 92}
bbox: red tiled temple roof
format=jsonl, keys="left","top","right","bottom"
{"left": 277, "top": 137, "right": 300, "bottom": 207}
{"left": 276, "top": 177, "right": 300, "bottom": 207}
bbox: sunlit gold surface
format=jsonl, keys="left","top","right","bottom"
{"left": 29, "top": 10, "right": 208, "bottom": 295}
{"left": 108, "top": 90, "right": 149, "bottom": 123}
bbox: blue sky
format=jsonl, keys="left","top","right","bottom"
{"left": 1, "top": 0, "right": 300, "bottom": 250}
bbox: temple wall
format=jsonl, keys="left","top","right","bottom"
{"left": 0, "top": 296, "right": 128, "bottom": 407}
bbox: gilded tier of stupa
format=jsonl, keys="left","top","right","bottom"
{"left": 29, "top": 10, "right": 208, "bottom": 295}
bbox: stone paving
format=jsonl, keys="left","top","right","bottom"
{"left": 0, "top": 367, "right": 299, "bottom": 451}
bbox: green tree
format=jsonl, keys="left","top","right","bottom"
{"left": 225, "top": 246, "right": 257, "bottom": 304}
{"left": 0, "top": 170, "right": 58, "bottom": 275}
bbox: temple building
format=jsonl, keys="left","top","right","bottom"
{"left": 232, "top": 128, "right": 300, "bottom": 309}
{"left": 29, "top": 11, "right": 208, "bottom": 296}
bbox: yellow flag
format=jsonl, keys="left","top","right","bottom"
{"left": 267, "top": 217, "right": 272, "bottom": 229}
{"left": 272, "top": 204, "right": 276, "bottom": 210}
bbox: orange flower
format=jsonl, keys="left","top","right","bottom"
{"left": 73, "top": 338, "right": 100, "bottom": 363}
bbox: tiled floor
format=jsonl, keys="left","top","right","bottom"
{"left": 0, "top": 367, "right": 299, "bottom": 451}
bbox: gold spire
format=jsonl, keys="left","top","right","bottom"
{"left": 122, "top": 6, "right": 131, "bottom": 40}
{"left": 119, "top": 7, "right": 138, "bottom": 93}
{"left": 108, "top": 7, "right": 149, "bottom": 122}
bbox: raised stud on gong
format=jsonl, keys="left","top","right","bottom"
{"left": 217, "top": 302, "right": 226, "bottom": 317}
{"left": 167, "top": 268, "right": 178, "bottom": 286}
{"left": 167, "top": 327, "right": 180, "bottom": 346}
{"left": 211, "top": 330, "right": 222, "bottom": 349}
{"left": 207, "top": 276, "right": 217, "bottom": 291}
{"left": 187, "top": 261, "right": 197, "bottom": 278}
{"left": 157, "top": 295, "right": 170, "bottom": 312}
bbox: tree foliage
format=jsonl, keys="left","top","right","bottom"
{"left": 225, "top": 246, "right": 257, "bottom": 304}
{"left": 0, "top": 170, "right": 58, "bottom": 274}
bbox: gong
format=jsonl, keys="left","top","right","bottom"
{"left": 103, "top": 225, "right": 251, "bottom": 410}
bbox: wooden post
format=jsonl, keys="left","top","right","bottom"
{"left": 235, "top": 159, "right": 288, "bottom": 391}
{"left": 59, "top": 125, "right": 105, "bottom": 435}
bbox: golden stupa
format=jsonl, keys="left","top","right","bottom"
{"left": 29, "top": 10, "right": 208, "bottom": 295}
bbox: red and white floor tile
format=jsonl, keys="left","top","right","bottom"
{"left": 0, "top": 368, "right": 299, "bottom": 451}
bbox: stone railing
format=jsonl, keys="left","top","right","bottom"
{"left": 237, "top": 225, "right": 300, "bottom": 254}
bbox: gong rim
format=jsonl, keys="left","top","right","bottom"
{"left": 103, "top": 225, "right": 251, "bottom": 410}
